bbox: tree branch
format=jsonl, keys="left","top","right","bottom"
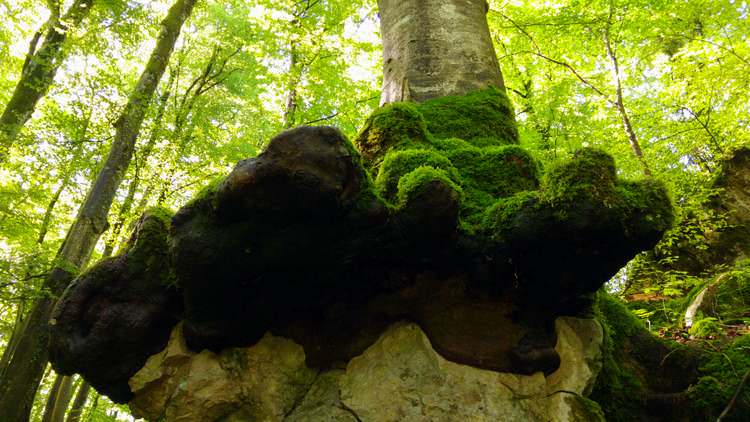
{"left": 717, "top": 368, "right": 750, "bottom": 421}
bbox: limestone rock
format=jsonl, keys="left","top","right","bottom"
{"left": 130, "top": 319, "right": 603, "bottom": 421}
{"left": 339, "top": 322, "right": 603, "bottom": 422}
{"left": 285, "top": 371, "right": 359, "bottom": 422}
{"left": 129, "top": 325, "right": 316, "bottom": 421}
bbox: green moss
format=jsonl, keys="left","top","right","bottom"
{"left": 482, "top": 191, "right": 541, "bottom": 240}
{"left": 590, "top": 292, "right": 650, "bottom": 422}
{"left": 376, "top": 149, "right": 460, "bottom": 200}
{"left": 590, "top": 292, "right": 750, "bottom": 421}
{"left": 125, "top": 207, "right": 176, "bottom": 287}
{"left": 430, "top": 137, "right": 475, "bottom": 151}
{"left": 143, "top": 206, "right": 174, "bottom": 227}
{"left": 395, "top": 166, "right": 463, "bottom": 207}
{"left": 688, "top": 335, "right": 750, "bottom": 418}
{"left": 615, "top": 180, "right": 675, "bottom": 233}
{"left": 704, "top": 259, "right": 750, "bottom": 324}
{"left": 355, "top": 92, "right": 671, "bottom": 244}
{"left": 461, "top": 146, "right": 539, "bottom": 197}
{"left": 441, "top": 145, "right": 540, "bottom": 224}
{"left": 418, "top": 88, "right": 519, "bottom": 145}
{"left": 126, "top": 207, "right": 173, "bottom": 254}
{"left": 355, "top": 102, "right": 431, "bottom": 168}
{"left": 566, "top": 395, "right": 607, "bottom": 422}
{"left": 542, "top": 148, "right": 617, "bottom": 205}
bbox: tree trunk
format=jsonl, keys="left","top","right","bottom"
{"left": 0, "top": 1, "right": 197, "bottom": 420}
{"left": 102, "top": 87, "right": 171, "bottom": 257}
{"left": 283, "top": 42, "right": 301, "bottom": 128}
{"left": 43, "top": 375, "right": 74, "bottom": 422}
{"left": 30, "top": 365, "right": 53, "bottom": 421}
{"left": 378, "top": 0, "right": 505, "bottom": 104}
{"left": 0, "top": 0, "right": 94, "bottom": 161}
{"left": 0, "top": 300, "right": 27, "bottom": 379}
{"left": 51, "top": 376, "right": 75, "bottom": 422}
{"left": 604, "top": 11, "right": 651, "bottom": 177}
{"left": 65, "top": 381, "right": 90, "bottom": 422}
{"left": 41, "top": 373, "right": 64, "bottom": 422}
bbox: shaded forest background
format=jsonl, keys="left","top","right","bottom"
{"left": 0, "top": 0, "right": 748, "bottom": 419}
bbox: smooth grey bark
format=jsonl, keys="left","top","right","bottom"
{"left": 378, "top": 0, "right": 505, "bottom": 104}
{"left": 0, "top": 1, "right": 197, "bottom": 420}
{"left": 0, "top": 0, "right": 94, "bottom": 162}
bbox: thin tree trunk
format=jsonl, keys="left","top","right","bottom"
{"left": 378, "top": 0, "right": 505, "bottom": 104}
{"left": 0, "top": 300, "right": 26, "bottom": 379}
{"left": 283, "top": 42, "right": 300, "bottom": 129}
{"left": 604, "top": 11, "right": 651, "bottom": 177}
{"left": 102, "top": 87, "right": 171, "bottom": 257}
{"left": 0, "top": 1, "right": 197, "bottom": 420}
{"left": 37, "top": 176, "right": 72, "bottom": 244}
{"left": 42, "top": 375, "right": 74, "bottom": 422}
{"left": 65, "top": 381, "right": 90, "bottom": 422}
{"left": 29, "top": 365, "right": 53, "bottom": 421}
{"left": 49, "top": 375, "right": 75, "bottom": 422}
{"left": 41, "top": 374, "right": 64, "bottom": 422}
{"left": 0, "top": 0, "right": 94, "bottom": 161}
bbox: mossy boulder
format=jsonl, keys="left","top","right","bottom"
{"left": 591, "top": 292, "right": 749, "bottom": 421}
{"left": 49, "top": 90, "right": 675, "bottom": 406}
{"left": 355, "top": 103, "right": 430, "bottom": 168}
{"left": 355, "top": 88, "right": 518, "bottom": 171}
{"left": 49, "top": 209, "right": 182, "bottom": 403}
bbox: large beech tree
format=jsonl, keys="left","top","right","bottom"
{"left": 378, "top": 0, "right": 506, "bottom": 103}
{"left": 0, "top": 0, "right": 197, "bottom": 420}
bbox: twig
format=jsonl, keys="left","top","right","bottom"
{"left": 717, "top": 368, "right": 750, "bottom": 421}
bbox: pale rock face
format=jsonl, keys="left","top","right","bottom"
{"left": 129, "top": 325, "right": 317, "bottom": 421}
{"left": 129, "top": 318, "right": 603, "bottom": 422}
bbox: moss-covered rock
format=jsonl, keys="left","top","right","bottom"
{"left": 49, "top": 208, "right": 183, "bottom": 403}
{"left": 590, "top": 292, "right": 749, "bottom": 421}
{"left": 355, "top": 102, "right": 430, "bottom": 169}
{"left": 375, "top": 149, "right": 459, "bottom": 200}
{"left": 49, "top": 90, "right": 676, "bottom": 407}
{"left": 354, "top": 88, "right": 518, "bottom": 172}
{"left": 394, "top": 167, "right": 462, "bottom": 239}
